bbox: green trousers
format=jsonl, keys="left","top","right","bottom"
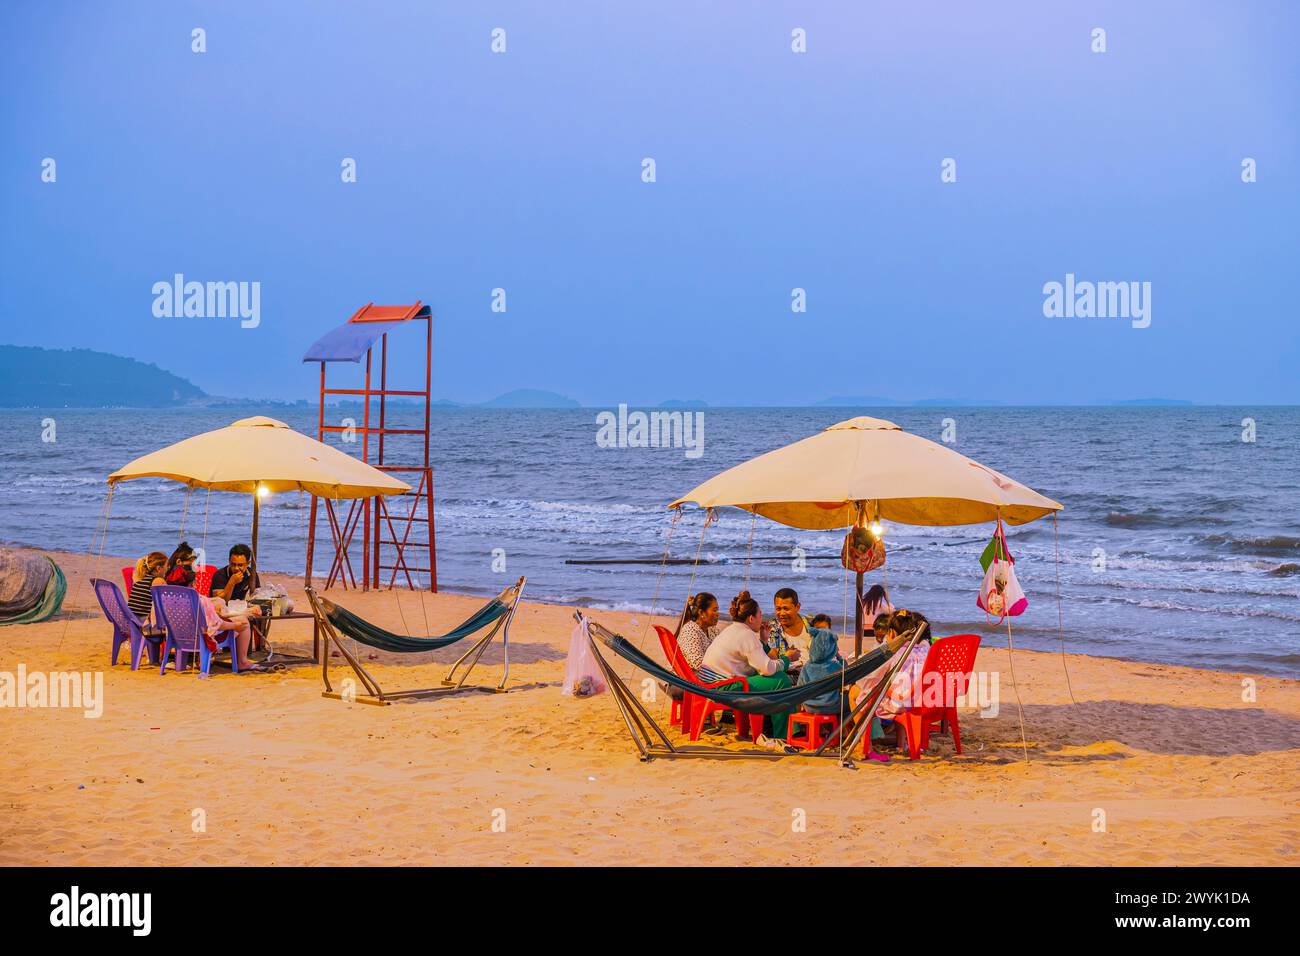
{"left": 736, "top": 670, "right": 792, "bottom": 740}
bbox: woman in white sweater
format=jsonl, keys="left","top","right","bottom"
{"left": 698, "top": 591, "right": 801, "bottom": 740}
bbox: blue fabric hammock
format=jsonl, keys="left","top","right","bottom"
{"left": 319, "top": 595, "right": 509, "bottom": 654}
{"left": 589, "top": 622, "right": 893, "bottom": 716}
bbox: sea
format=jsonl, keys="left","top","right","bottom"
{"left": 2, "top": 405, "right": 1297, "bottom": 677}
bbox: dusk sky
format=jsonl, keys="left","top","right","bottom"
{"left": 2, "top": 1, "right": 1297, "bottom": 405}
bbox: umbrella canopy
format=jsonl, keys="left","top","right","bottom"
{"left": 669, "top": 416, "right": 1061, "bottom": 529}
{"left": 107, "top": 416, "right": 410, "bottom": 499}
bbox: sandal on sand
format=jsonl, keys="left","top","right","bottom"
{"left": 240, "top": 663, "right": 268, "bottom": 673}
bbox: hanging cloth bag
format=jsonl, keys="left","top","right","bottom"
{"left": 841, "top": 524, "right": 885, "bottom": 573}
{"left": 976, "top": 520, "right": 1027, "bottom": 623}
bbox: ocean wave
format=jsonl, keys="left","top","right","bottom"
{"left": 533, "top": 500, "right": 641, "bottom": 515}
{"left": 1268, "top": 563, "right": 1300, "bottom": 577}
{"left": 11, "top": 474, "right": 102, "bottom": 488}
{"left": 1103, "top": 594, "right": 1300, "bottom": 623}
{"left": 1076, "top": 576, "right": 1300, "bottom": 601}
{"left": 1200, "top": 533, "right": 1300, "bottom": 555}
{"left": 1049, "top": 549, "right": 1297, "bottom": 578}
{"left": 1105, "top": 511, "right": 1229, "bottom": 530}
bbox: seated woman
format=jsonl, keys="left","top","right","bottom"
{"left": 164, "top": 542, "right": 198, "bottom": 587}
{"left": 127, "top": 551, "right": 167, "bottom": 626}
{"left": 162, "top": 542, "right": 264, "bottom": 672}
{"left": 676, "top": 592, "right": 719, "bottom": 672}
{"left": 698, "top": 590, "right": 800, "bottom": 746}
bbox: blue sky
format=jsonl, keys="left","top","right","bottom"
{"left": 2, "top": 1, "right": 1297, "bottom": 405}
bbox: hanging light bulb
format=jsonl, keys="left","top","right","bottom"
{"left": 869, "top": 520, "right": 884, "bottom": 539}
{"left": 256, "top": 484, "right": 270, "bottom": 498}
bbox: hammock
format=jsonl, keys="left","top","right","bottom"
{"left": 587, "top": 619, "right": 895, "bottom": 716}
{"left": 318, "top": 593, "right": 510, "bottom": 653}
{"left": 308, "top": 577, "right": 526, "bottom": 705}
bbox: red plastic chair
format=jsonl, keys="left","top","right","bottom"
{"left": 787, "top": 711, "right": 839, "bottom": 751}
{"left": 121, "top": 566, "right": 135, "bottom": 592}
{"left": 879, "top": 634, "right": 981, "bottom": 760}
{"left": 654, "top": 626, "right": 763, "bottom": 741}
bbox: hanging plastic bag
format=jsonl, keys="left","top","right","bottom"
{"left": 841, "top": 525, "right": 885, "bottom": 573}
{"left": 563, "top": 618, "right": 607, "bottom": 698}
{"left": 976, "top": 521, "right": 1027, "bottom": 622}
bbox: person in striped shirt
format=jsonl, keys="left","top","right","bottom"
{"left": 127, "top": 551, "right": 167, "bottom": 623}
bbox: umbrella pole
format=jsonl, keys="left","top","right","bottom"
{"left": 854, "top": 571, "right": 864, "bottom": 657}
{"left": 251, "top": 492, "right": 260, "bottom": 567}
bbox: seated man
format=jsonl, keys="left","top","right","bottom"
{"left": 210, "top": 544, "right": 265, "bottom": 644}
{"left": 210, "top": 544, "right": 259, "bottom": 602}
{"left": 768, "top": 587, "right": 814, "bottom": 661}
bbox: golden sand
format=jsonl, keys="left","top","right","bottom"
{"left": 1, "top": 550, "right": 1297, "bottom": 866}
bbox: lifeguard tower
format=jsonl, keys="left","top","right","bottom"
{"left": 302, "top": 302, "right": 436, "bottom": 591}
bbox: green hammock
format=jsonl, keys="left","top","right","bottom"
{"left": 587, "top": 619, "right": 905, "bottom": 716}
{"left": 319, "top": 594, "right": 509, "bottom": 653}
{"left": 311, "top": 577, "right": 527, "bottom": 706}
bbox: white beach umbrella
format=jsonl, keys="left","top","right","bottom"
{"left": 670, "top": 416, "right": 1061, "bottom": 529}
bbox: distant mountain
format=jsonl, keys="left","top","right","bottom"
{"left": 0, "top": 345, "right": 206, "bottom": 407}
{"left": 660, "top": 399, "right": 708, "bottom": 408}
{"left": 478, "top": 388, "right": 580, "bottom": 408}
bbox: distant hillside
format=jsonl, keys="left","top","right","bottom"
{"left": 478, "top": 388, "right": 580, "bottom": 408}
{"left": 0, "top": 345, "right": 206, "bottom": 407}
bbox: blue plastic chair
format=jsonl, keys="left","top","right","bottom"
{"left": 91, "top": 578, "right": 162, "bottom": 671}
{"left": 152, "top": 585, "right": 238, "bottom": 676}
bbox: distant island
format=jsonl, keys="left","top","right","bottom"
{"left": 0, "top": 345, "right": 206, "bottom": 407}
{"left": 1, "top": 345, "right": 1217, "bottom": 409}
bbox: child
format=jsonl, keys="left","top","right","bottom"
{"left": 796, "top": 627, "right": 850, "bottom": 716}
{"left": 809, "top": 613, "right": 834, "bottom": 631}
{"left": 859, "top": 610, "right": 933, "bottom": 750}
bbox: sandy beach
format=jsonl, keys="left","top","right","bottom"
{"left": 1, "top": 548, "right": 1297, "bottom": 867}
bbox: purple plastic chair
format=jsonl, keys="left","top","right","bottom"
{"left": 152, "top": 585, "right": 238, "bottom": 676}
{"left": 91, "top": 578, "right": 162, "bottom": 671}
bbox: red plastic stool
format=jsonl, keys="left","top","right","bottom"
{"left": 787, "top": 711, "right": 840, "bottom": 751}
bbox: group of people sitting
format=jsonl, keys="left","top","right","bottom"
{"left": 674, "top": 584, "right": 933, "bottom": 753}
{"left": 127, "top": 541, "right": 268, "bottom": 672}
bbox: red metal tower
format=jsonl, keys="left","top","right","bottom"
{"left": 302, "top": 302, "right": 436, "bottom": 591}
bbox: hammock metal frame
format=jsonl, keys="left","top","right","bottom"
{"left": 309, "top": 576, "right": 526, "bottom": 706}
{"left": 577, "top": 611, "right": 926, "bottom": 764}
